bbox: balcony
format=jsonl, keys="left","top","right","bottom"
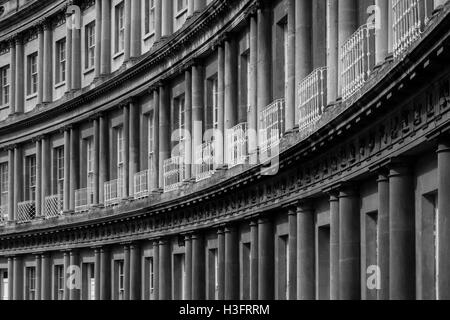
{"left": 164, "top": 156, "right": 187, "bottom": 193}
{"left": 195, "top": 141, "right": 216, "bottom": 182}
{"left": 75, "top": 188, "right": 94, "bottom": 213}
{"left": 298, "top": 67, "right": 327, "bottom": 136}
{"left": 134, "top": 169, "right": 150, "bottom": 199}
{"left": 44, "top": 194, "right": 63, "bottom": 218}
{"left": 0, "top": 204, "right": 8, "bottom": 225}
{"left": 393, "top": 0, "right": 424, "bottom": 59}
{"left": 260, "top": 99, "right": 285, "bottom": 162}
{"left": 227, "top": 122, "right": 248, "bottom": 169}
{"left": 341, "top": 24, "right": 374, "bottom": 101}
{"left": 17, "top": 200, "right": 36, "bottom": 223}
{"left": 104, "top": 180, "right": 123, "bottom": 207}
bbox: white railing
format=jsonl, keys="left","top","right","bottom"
{"left": 163, "top": 156, "right": 187, "bottom": 192}
{"left": 195, "top": 141, "right": 216, "bottom": 182}
{"left": 44, "top": 194, "right": 63, "bottom": 218}
{"left": 17, "top": 200, "right": 36, "bottom": 223}
{"left": 393, "top": 0, "right": 423, "bottom": 58}
{"left": 104, "top": 179, "right": 123, "bottom": 207}
{"left": 75, "top": 188, "right": 94, "bottom": 213}
{"left": 341, "top": 24, "right": 374, "bottom": 101}
{"left": 260, "top": 99, "right": 285, "bottom": 158}
{"left": 134, "top": 169, "right": 150, "bottom": 199}
{"left": 298, "top": 67, "right": 327, "bottom": 134}
{"left": 0, "top": 205, "right": 8, "bottom": 225}
{"left": 227, "top": 122, "right": 248, "bottom": 169}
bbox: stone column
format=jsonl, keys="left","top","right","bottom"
{"left": 69, "top": 127, "right": 80, "bottom": 211}
{"left": 43, "top": 21, "right": 53, "bottom": 102}
{"left": 297, "top": 203, "right": 316, "bottom": 300}
{"left": 248, "top": 15, "right": 258, "bottom": 159}
{"left": 94, "top": 248, "right": 101, "bottom": 300}
{"left": 15, "top": 37, "right": 24, "bottom": 114}
{"left": 94, "top": 0, "right": 102, "bottom": 78}
{"left": 8, "top": 40, "right": 16, "bottom": 115}
{"left": 249, "top": 221, "right": 259, "bottom": 300}
{"left": 161, "top": 0, "right": 173, "bottom": 37}
{"left": 339, "top": 186, "right": 360, "bottom": 300}
{"left": 66, "top": 13, "right": 72, "bottom": 91}
{"left": 35, "top": 139, "right": 42, "bottom": 218}
{"left": 69, "top": 251, "right": 81, "bottom": 300}
{"left": 122, "top": 104, "right": 130, "bottom": 198}
{"left": 377, "top": 171, "right": 389, "bottom": 300}
{"left": 287, "top": 207, "right": 297, "bottom": 300}
{"left": 130, "top": 243, "right": 141, "bottom": 300}
{"left": 101, "top": 0, "right": 111, "bottom": 75}
{"left": 337, "top": 0, "right": 358, "bottom": 98}
{"left": 129, "top": 100, "right": 140, "bottom": 197}
{"left": 155, "top": 0, "right": 162, "bottom": 41}
{"left": 63, "top": 129, "right": 71, "bottom": 212}
{"left": 192, "top": 63, "right": 204, "bottom": 176}
{"left": 258, "top": 218, "right": 274, "bottom": 300}
{"left": 124, "top": 0, "right": 131, "bottom": 61}
{"left": 217, "top": 228, "right": 225, "bottom": 300}
{"left": 41, "top": 136, "right": 50, "bottom": 214}
{"left": 93, "top": 118, "right": 100, "bottom": 204}
{"left": 375, "top": 0, "right": 390, "bottom": 65}
{"left": 295, "top": 0, "right": 312, "bottom": 120}
{"left": 71, "top": 12, "right": 81, "bottom": 90}
{"left": 7, "top": 257, "right": 13, "bottom": 300}
{"left": 63, "top": 252, "right": 70, "bottom": 300}
{"left": 329, "top": 192, "right": 339, "bottom": 300}
{"left": 158, "top": 240, "right": 171, "bottom": 300}
{"left": 153, "top": 241, "right": 160, "bottom": 299}
{"left": 13, "top": 145, "right": 22, "bottom": 221}
{"left": 41, "top": 253, "right": 51, "bottom": 300}
{"left": 35, "top": 254, "right": 41, "bottom": 300}
{"left": 257, "top": 6, "right": 272, "bottom": 128}
{"left": 184, "top": 70, "right": 192, "bottom": 180}
{"left": 326, "top": 0, "right": 339, "bottom": 105}
{"left": 286, "top": 0, "right": 296, "bottom": 131}
{"left": 438, "top": 138, "right": 450, "bottom": 299}
{"left": 99, "top": 115, "right": 109, "bottom": 205}
{"left": 192, "top": 233, "right": 205, "bottom": 300}
{"left": 151, "top": 89, "right": 160, "bottom": 190}
{"left": 124, "top": 245, "right": 130, "bottom": 300}
{"left": 193, "top": 0, "right": 206, "bottom": 12}
{"left": 13, "top": 256, "right": 23, "bottom": 300}
{"left": 216, "top": 45, "right": 225, "bottom": 166}
{"left": 130, "top": 0, "right": 141, "bottom": 58}
{"left": 100, "top": 247, "right": 111, "bottom": 300}
{"left": 224, "top": 226, "right": 239, "bottom": 300}
{"left": 7, "top": 149, "right": 14, "bottom": 222}
{"left": 184, "top": 235, "right": 192, "bottom": 300}
{"left": 188, "top": 0, "right": 194, "bottom": 16}
{"left": 37, "top": 25, "right": 44, "bottom": 105}
{"left": 224, "top": 37, "right": 237, "bottom": 164}
{"left": 389, "top": 161, "right": 415, "bottom": 300}
{"left": 158, "top": 85, "right": 170, "bottom": 190}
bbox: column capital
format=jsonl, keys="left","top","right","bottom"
{"left": 14, "top": 34, "right": 25, "bottom": 46}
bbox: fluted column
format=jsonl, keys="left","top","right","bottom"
{"left": 129, "top": 100, "right": 140, "bottom": 197}
{"left": 13, "top": 145, "right": 22, "bottom": 221}
{"left": 338, "top": 186, "right": 360, "bottom": 300}
{"left": 99, "top": 115, "right": 109, "bottom": 205}
{"left": 130, "top": 0, "right": 141, "bottom": 58}
{"left": 8, "top": 40, "right": 16, "bottom": 115}
{"left": 13, "top": 256, "right": 23, "bottom": 300}
{"left": 192, "top": 63, "right": 203, "bottom": 176}
{"left": 63, "top": 129, "right": 71, "bottom": 212}
{"left": 93, "top": 118, "right": 100, "bottom": 204}
{"left": 101, "top": 0, "right": 111, "bottom": 75}
{"left": 7, "top": 149, "right": 14, "bottom": 222}
{"left": 184, "top": 235, "right": 192, "bottom": 300}
{"left": 287, "top": 207, "right": 297, "bottom": 300}
{"left": 130, "top": 243, "right": 141, "bottom": 300}
{"left": 184, "top": 70, "right": 192, "bottom": 180}
{"left": 124, "top": 245, "right": 130, "bottom": 300}
{"left": 35, "top": 255, "right": 41, "bottom": 300}
{"left": 326, "top": 0, "right": 339, "bottom": 105}
{"left": 225, "top": 226, "right": 239, "bottom": 300}
{"left": 69, "top": 251, "right": 80, "bottom": 300}
{"left": 69, "top": 127, "right": 79, "bottom": 211}
{"left": 41, "top": 136, "right": 50, "bottom": 214}
{"left": 7, "top": 257, "right": 13, "bottom": 300}
{"left": 258, "top": 218, "right": 274, "bottom": 300}
{"left": 94, "top": 0, "right": 102, "bottom": 78}
{"left": 329, "top": 192, "right": 339, "bottom": 300}
{"left": 192, "top": 234, "right": 205, "bottom": 300}
{"left": 248, "top": 15, "right": 258, "bottom": 159}
{"left": 297, "top": 203, "right": 315, "bottom": 300}
{"left": 71, "top": 11, "right": 81, "bottom": 90}
{"left": 257, "top": 6, "right": 271, "bottom": 129}
{"left": 94, "top": 248, "right": 101, "bottom": 300}
{"left": 161, "top": 0, "right": 173, "bottom": 37}
{"left": 216, "top": 45, "right": 225, "bottom": 166}
{"left": 217, "top": 228, "right": 225, "bottom": 300}
{"left": 158, "top": 85, "right": 170, "bottom": 190}
{"left": 100, "top": 247, "right": 111, "bottom": 300}
{"left": 35, "top": 139, "right": 42, "bottom": 218}
{"left": 43, "top": 21, "right": 53, "bottom": 102}
{"left": 14, "top": 37, "right": 24, "bottom": 114}
{"left": 389, "top": 161, "right": 415, "bottom": 300}
{"left": 438, "top": 138, "right": 450, "bottom": 299}
{"left": 37, "top": 26, "right": 44, "bottom": 105}
{"left": 158, "top": 240, "right": 171, "bottom": 300}
{"left": 377, "top": 171, "right": 390, "bottom": 300}
{"left": 41, "top": 253, "right": 51, "bottom": 300}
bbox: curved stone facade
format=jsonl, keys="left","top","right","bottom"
{"left": 0, "top": 0, "right": 450, "bottom": 300}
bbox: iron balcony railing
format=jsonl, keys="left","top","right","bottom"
{"left": 393, "top": 0, "right": 424, "bottom": 58}
{"left": 44, "top": 194, "right": 63, "bottom": 218}
{"left": 341, "top": 24, "right": 374, "bottom": 101}
{"left": 163, "top": 156, "right": 187, "bottom": 193}
{"left": 104, "top": 179, "right": 123, "bottom": 207}
{"left": 298, "top": 67, "right": 327, "bottom": 135}
{"left": 75, "top": 188, "right": 94, "bottom": 213}
{"left": 227, "top": 122, "right": 248, "bottom": 169}
{"left": 260, "top": 99, "right": 285, "bottom": 160}
{"left": 195, "top": 141, "right": 216, "bottom": 182}
{"left": 17, "top": 200, "right": 36, "bottom": 223}
{"left": 134, "top": 169, "right": 150, "bottom": 199}
{"left": 0, "top": 204, "right": 8, "bottom": 225}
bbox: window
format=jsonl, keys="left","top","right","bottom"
{"left": 213, "top": 249, "right": 218, "bottom": 299}
{"left": 176, "top": 0, "right": 188, "bottom": 13}
{"left": 207, "top": 76, "right": 219, "bottom": 131}
{"left": 56, "top": 147, "right": 64, "bottom": 196}
{"left": 56, "top": 39, "right": 66, "bottom": 84}
{"left": 85, "top": 22, "right": 95, "bottom": 69}
{"left": 86, "top": 263, "right": 95, "bottom": 301}
{"left": 117, "top": 127, "right": 124, "bottom": 182}
{"left": 26, "top": 267, "right": 36, "bottom": 300}
{"left": 0, "top": 65, "right": 10, "bottom": 106}
{"left": 26, "top": 156, "right": 36, "bottom": 201}
{"left": 115, "top": 3, "right": 125, "bottom": 53}
{"left": 175, "top": 0, "right": 188, "bottom": 30}
{"left": 27, "top": 53, "right": 38, "bottom": 95}
{"left": 55, "top": 265, "right": 64, "bottom": 300}
{"left": 118, "top": 260, "right": 125, "bottom": 300}
{"left": 149, "top": 257, "right": 154, "bottom": 297}
{"left": 144, "top": 0, "right": 156, "bottom": 35}
{"left": 1, "top": 270, "right": 8, "bottom": 300}
{"left": 0, "top": 162, "right": 8, "bottom": 207}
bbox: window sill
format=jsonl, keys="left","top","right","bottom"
{"left": 26, "top": 93, "right": 37, "bottom": 101}
{"left": 0, "top": 104, "right": 10, "bottom": 111}
{"left": 143, "top": 32, "right": 155, "bottom": 42}
{"left": 175, "top": 8, "right": 188, "bottom": 19}
{"left": 84, "top": 67, "right": 95, "bottom": 75}
{"left": 113, "top": 51, "right": 124, "bottom": 60}
{"left": 54, "top": 81, "right": 66, "bottom": 89}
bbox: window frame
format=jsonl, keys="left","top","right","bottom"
{"left": 85, "top": 22, "right": 96, "bottom": 70}
{"left": 144, "top": 0, "right": 156, "bottom": 36}
{"left": 26, "top": 267, "right": 36, "bottom": 301}
{"left": 0, "top": 65, "right": 10, "bottom": 107}
{"left": 55, "top": 38, "right": 66, "bottom": 85}
{"left": 115, "top": 3, "right": 125, "bottom": 54}
{"left": 27, "top": 53, "right": 38, "bottom": 96}
{"left": 0, "top": 162, "right": 8, "bottom": 207}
